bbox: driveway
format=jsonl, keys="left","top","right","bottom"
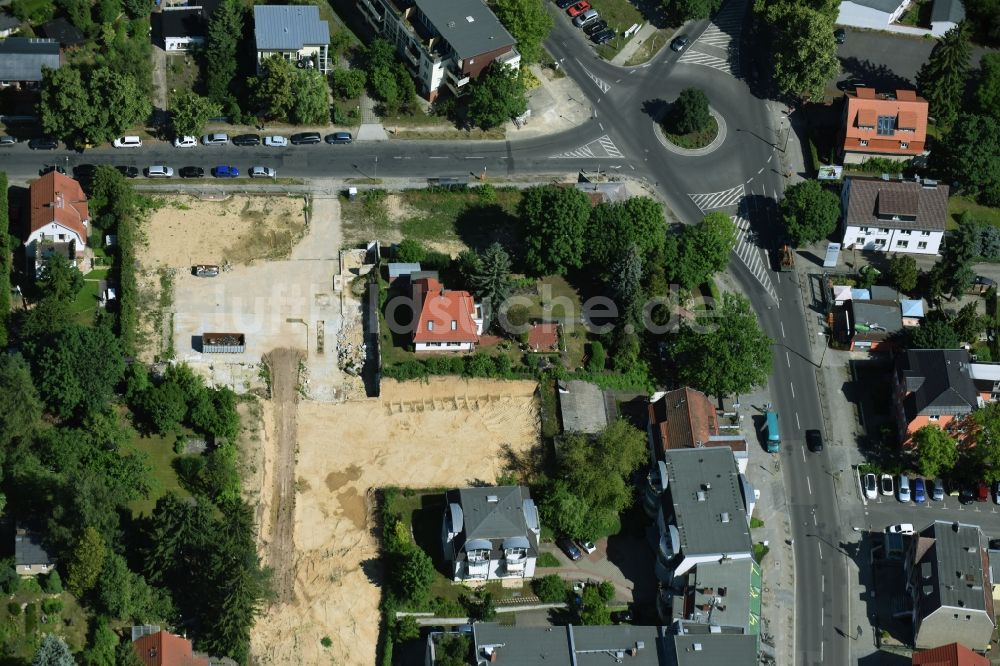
{"left": 836, "top": 28, "right": 993, "bottom": 89}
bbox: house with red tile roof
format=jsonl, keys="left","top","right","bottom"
{"left": 411, "top": 276, "right": 483, "bottom": 352}
{"left": 132, "top": 630, "right": 209, "bottom": 666}
{"left": 840, "top": 87, "right": 928, "bottom": 164}
{"left": 25, "top": 171, "right": 89, "bottom": 260}
{"left": 647, "top": 387, "right": 748, "bottom": 473}
{"left": 912, "top": 642, "right": 988, "bottom": 666}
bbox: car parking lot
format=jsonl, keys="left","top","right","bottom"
{"left": 860, "top": 474, "right": 1000, "bottom": 538}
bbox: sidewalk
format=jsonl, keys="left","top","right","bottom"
{"left": 610, "top": 23, "right": 660, "bottom": 66}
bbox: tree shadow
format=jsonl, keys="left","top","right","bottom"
{"left": 454, "top": 203, "right": 522, "bottom": 259}
{"left": 359, "top": 557, "right": 384, "bottom": 586}
{"left": 838, "top": 56, "right": 915, "bottom": 89}
{"left": 641, "top": 98, "right": 667, "bottom": 123}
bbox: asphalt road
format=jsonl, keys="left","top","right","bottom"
{"left": 2, "top": 3, "right": 846, "bottom": 662}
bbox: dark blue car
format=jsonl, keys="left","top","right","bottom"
{"left": 557, "top": 537, "right": 581, "bottom": 561}
{"left": 913, "top": 477, "right": 926, "bottom": 503}
{"left": 212, "top": 165, "right": 239, "bottom": 178}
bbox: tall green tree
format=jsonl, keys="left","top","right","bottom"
{"left": 292, "top": 69, "right": 330, "bottom": 125}
{"left": 124, "top": 0, "right": 151, "bottom": 18}
{"left": 611, "top": 243, "right": 643, "bottom": 327}
{"left": 39, "top": 65, "right": 150, "bottom": 145}
{"left": 251, "top": 56, "right": 297, "bottom": 120}
{"left": 35, "top": 324, "right": 125, "bottom": 418}
{"left": 39, "top": 66, "right": 94, "bottom": 143}
{"left": 519, "top": 185, "right": 592, "bottom": 275}
{"left": 467, "top": 63, "right": 528, "bottom": 130}
{"left": 779, "top": 180, "right": 840, "bottom": 245}
{"left": 493, "top": 0, "right": 552, "bottom": 63}
{"left": 37, "top": 253, "right": 84, "bottom": 301}
{"left": 916, "top": 23, "right": 971, "bottom": 126}
{"left": 204, "top": 0, "right": 243, "bottom": 108}
{"left": 673, "top": 292, "right": 773, "bottom": 397}
{"left": 32, "top": 635, "right": 76, "bottom": 666}
{"left": 586, "top": 197, "right": 667, "bottom": 271}
{"left": 935, "top": 113, "right": 1000, "bottom": 206}
{"left": 909, "top": 318, "right": 961, "bottom": 349}
{"left": 579, "top": 585, "right": 611, "bottom": 625}
{"left": 889, "top": 254, "right": 919, "bottom": 293}
{"left": 668, "top": 88, "right": 712, "bottom": 134}
{"left": 330, "top": 67, "right": 367, "bottom": 100}
{"left": 912, "top": 425, "right": 959, "bottom": 477}
{"left": 171, "top": 91, "right": 220, "bottom": 138}
{"left": 97, "top": 552, "right": 171, "bottom": 622}
{"left": 668, "top": 211, "right": 736, "bottom": 290}
{"left": 67, "top": 526, "right": 107, "bottom": 597}
{"left": 81, "top": 618, "right": 118, "bottom": 666}
{"left": 0, "top": 354, "right": 40, "bottom": 450}
{"left": 470, "top": 242, "right": 513, "bottom": 319}
{"left": 767, "top": 3, "right": 840, "bottom": 101}
{"left": 976, "top": 52, "right": 1000, "bottom": 121}
{"left": 393, "top": 546, "right": 435, "bottom": 603}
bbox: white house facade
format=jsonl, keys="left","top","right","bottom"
{"left": 253, "top": 5, "right": 330, "bottom": 74}
{"left": 840, "top": 177, "right": 948, "bottom": 256}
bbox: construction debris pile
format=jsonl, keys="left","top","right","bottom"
{"left": 336, "top": 318, "right": 366, "bottom": 376}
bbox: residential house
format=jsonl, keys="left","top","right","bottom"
{"left": 0, "top": 11, "right": 23, "bottom": 39}
{"left": 840, "top": 87, "right": 928, "bottom": 163}
{"left": 894, "top": 349, "right": 980, "bottom": 446}
{"left": 647, "top": 387, "right": 749, "bottom": 477}
{"left": 841, "top": 298, "right": 904, "bottom": 350}
{"left": 904, "top": 521, "right": 996, "bottom": 651}
{"left": 132, "top": 629, "right": 210, "bottom": 666}
{"left": 654, "top": 447, "right": 755, "bottom": 584}
{"left": 40, "top": 18, "right": 86, "bottom": 47}
{"left": 661, "top": 557, "right": 762, "bottom": 632}
{"left": 14, "top": 524, "right": 55, "bottom": 576}
{"left": 837, "top": 0, "right": 911, "bottom": 28}
{"left": 558, "top": 380, "right": 609, "bottom": 434}
{"left": 157, "top": 2, "right": 218, "bottom": 51}
{"left": 671, "top": 624, "right": 759, "bottom": 666}
{"left": 0, "top": 37, "right": 60, "bottom": 88}
{"left": 912, "top": 642, "right": 988, "bottom": 666}
{"left": 411, "top": 275, "right": 483, "bottom": 352}
{"left": 441, "top": 485, "right": 540, "bottom": 583}
{"left": 930, "top": 0, "right": 965, "bottom": 36}
{"left": 253, "top": 5, "right": 330, "bottom": 74}
{"left": 355, "top": 0, "right": 519, "bottom": 101}
{"left": 526, "top": 322, "right": 558, "bottom": 352}
{"left": 840, "top": 177, "right": 948, "bottom": 255}
{"left": 25, "top": 171, "right": 89, "bottom": 266}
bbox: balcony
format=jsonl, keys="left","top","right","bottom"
{"left": 355, "top": 0, "right": 383, "bottom": 24}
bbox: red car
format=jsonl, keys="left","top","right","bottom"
{"left": 567, "top": 1, "right": 591, "bottom": 16}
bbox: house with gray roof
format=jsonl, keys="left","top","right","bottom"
{"left": 0, "top": 38, "right": 60, "bottom": 88}
{"left": 0, "top": 11, "right": 23, "bottom": 39}
{"left": 355, "top": 0, "right": 519, "bottom": 101}
{"left": 840, "top": 177, "right": 949, "bottom": 256}
{"left": 931, "top": 0, "right": 964, "bottom": 35}
{"left": 838, "top": 0, "right": 912, "bottom": 28}
{"left": 894, "top": 348, "right": 980, "bottom": 446}
{"left": 671, "top": 623, "right": 759, "bottom": 666}
{"left": 15, "top": 524, "right": 55, "bottom": 576}
{"left": 253, "top": 5, "right": 329, "bottom": 74}
{"left": 442, "top": 486, "right": 540, "bottom": 583}
{"left": 904, "top": 520, "right": 996, "bottom": 650}
{"left": 661, "top": 557, "right": 762, "bottom": 634}
{"left": 655, "top": 447, "right": 755, "bottom": 582}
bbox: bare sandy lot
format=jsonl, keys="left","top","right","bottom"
{"left": 249, "top": 378, "right": 540, "bottom": 666}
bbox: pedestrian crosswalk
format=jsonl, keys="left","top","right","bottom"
{"left": 550, "top": 135, "right": 623, "bottom": 159}
{"left": 677, "top": 0, "right": 746, "bottom": 76}
{"left": 689, "top": 185, "right": 746, "bottom": 211}
{"left": 678, "top": 50, "right": 735, "bottom": 75}
{"left": 580, "top": 65, "right": 611, "bottom": 94}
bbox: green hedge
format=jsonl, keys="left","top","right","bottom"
{"left": 0, "top": 171, "right": 10, "bottom": 348}
{"left": 116, "top": 213, "right": 138, "bottom": 356}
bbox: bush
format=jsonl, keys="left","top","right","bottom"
{"left": 668, "top": 88, "right": 712, "bottom": 135}
{"left": 586, "top": 341, "right": 606, "bottom": 372}
{"left": 395, "top": 238, "right": 426, "bottom": 263}
{"left": 24, "top": 602, "right": 37, "bottom": 634}
{"left": 42, "top": 570, "right": 62, "bottom": 594}
{"left": 320, "top": 636, "right": 333, "bottom": 648}
{"left": 41, "top": 598, "right": 64, "bottom": 615}
{"left": 597, "top": 581, "right": 615, "bottom": 603}
{"left": 7, "top": 601, "right": 21, "bottom": 616}
{"left": 533, "top": 574, "right": 567, "bottom": 603}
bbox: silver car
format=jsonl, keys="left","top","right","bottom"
{"left": 250, "top": 166, "right": 276, "bottom": 178}
{"left": 201, "top": 133, "right": 230, "bottom": 145}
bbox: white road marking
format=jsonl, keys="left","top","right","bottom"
{"left": 795, "top": 412, "right": 800, "bottom": 429}
{"left": 822, "top": 575, "right": 825, "bottom": 593}
{"left": 807, "top": 476, "right": 812, "bottom": 495}
{"left": 429, "top": 156, "right": 447, "bottom": 159}
{"left": 758, "top": 167, "right": 764, "bottom": 174}
{"left": 801, "top": 446, "right": 806, "bottom": 462}
{"left": 687, "top": 184, "right": 745, "bottom": 210}
{"left": 578, "top": 64, "right": 612, "bottom": 93}
{"left": 786, "top": 351, "right": 790, "bottom": 367}
{"left": 790, "top": 382, "right": 795, "bottom": 398}
{"left": 780, "top": 321, "right": 785, "bottom": 338}
{"left": 820, "top": 642, "right": 824, "bottom": 661}
{"left": 464, "top": 156, "right": 484, "bottom": 159}
{"left": 599, "top": 122, "right": 604, "bottom": 130}
{"left": 820, "top": 608, "right": 824, "bottom": 626}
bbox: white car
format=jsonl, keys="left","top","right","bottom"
{"left": 173, "top": 135, "right": 198, "bottom": 148}
{"left": 579, "top": 541, "right": 596, "bottom": 554}
{"left": 250, "top": 166, "right": 276, "bottom": 178}
{"left": 264, "top": 135, "right": 288, "bottom": 147}
{"left": 113, "top": 135, "right": 142, "bottom": 148}
{"left": 886, "top": 523, "right": 914, "bottom": 536}
{"left": 879, "top": 474, "right": 894, "bottom": 496}
{"left": 863, "top": 473, "right": 877, "bottom": 500}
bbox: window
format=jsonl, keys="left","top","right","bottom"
{"left": 921, "top": 231, "right": 931, "bottom": 236}
{"left": 859, "top": 226, "right": 870, "bottom": 232}
{"left": 880, "top": 229, "right": 889, "bottom": 234}
{"left": 918, "top": 241, "right": 928, "bottom": 249}
{"left": 896, "top": 240, "right": 909, "bottom": 248}
{"left": 929, "top": 415, "right": 939, "bottom": 421}
{"left": 900, "top": 142, "right": 908, "bottom": 149}
{"left": 450, "top": 320, "right": 457, "bottom": 331}
{"left": 900, "top": 230, "right": 911, "bottom": 235}
{"left": 877, "top": 115, "right": 895, "bottom": 136}
{"left": 874, "top": 238, "right": 886, "bottom": 246}
{"left": 427, "top": 321, "right": 433, "bottom": 331}
{"left": 859, "top": 140, "right": 869, "bottom": 146}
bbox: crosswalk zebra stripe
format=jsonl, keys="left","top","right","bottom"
{"left": 678, "top": 50, "right": 733, "bottom": 74}
{"left": 688, "top": 185, "right": 746, "bottom": 211}
{"left": 549, "top": 135, "right": 624, "bottom": 159}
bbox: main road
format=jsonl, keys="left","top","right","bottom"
{"left": 1, "top": 2, "right": 849, "bottom": 662}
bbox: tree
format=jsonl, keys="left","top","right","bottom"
{"left": 98, "top": 0, "right": 121, "bottom": 24}
{"left": 394, "top": 546, "right": 434, "bottom": 603}
{"left": 779, "top": 180, "right": 840, "bottom": 245}
{"left": 493, "top": 0, "right": 553, "bottom": 63}
{"left": 204, "top": 0, "right": 243, "bottom": 107}
{"left": 889, "top": 254, "right": 919, "bottom": 293}
{"left": 669, "top": 211, "right": 736, "bottom": 290}
{"left": 97, "top": 552, "right": 170, "bottom": 622}
{"left": 393, "top": 63, "right": 418, "bottom": 115}
{"left": 35, "top": 324, "right": 125, "bottom": 418}
{"left": 467, "top": 63, "right": 528, "bottom": 129}
{"left": 916, "top": 23, "right": 971, "bottom": 126}
{"left": 436, "top": 634, "right": 471, "bottom": 666}
{"left": 663, "top": 0, "right": 722, "bottom": 21}
{"left": 0, "top": 353, "right": 42, "bottom": 449}
{"left": 369, "top": 65, "right": 399, "bottom": 109}
{"left": 292, "top": 69, "right": 330, "bottom": 125}
{"left": 81, "top": 618, "right": 117, "bottom": 666}
{"left": 935, "top": 113, "right": 1000, "bottom": 205}
{"left": 520, "top": 185, "right": 592, "bottom": 275}
{"left": 395, "top": 238, "right": 427, "bottom": 263}
{"left": 587, "top": 341, "right": 607, "bottom": 372}
{"left": 912, "top": 425, "right": 959, "bottom": 478}
{"left": 37, "top": 253, "right": 84, "bottom": 301}
{"left": 674, "top": 292, "right": 773, "bottom": 397}
{"left": 67, "top": 527, "right": 107, "bottom": 597}
{"left": 611, "top": 244, "right": 643, "bottom": 326}
{"left": 39, "top": 65, "right": 150, "bottom": 145}
{"left": 579, "top": 585, "right": 611, "bottom": 625}
{"left": 57, "top": 0, "right": 92, "bottom": 33}
{"left": 171, "top": 91, "right": 220, "bottom": 138}
{"left": 330, "top": 67, "right": 367, "bottom": 100}
{"left": 39, "top": 66, "right": 93, "bottom": 144}
{"left": 539, "top": 480, "right": 589, "bottom": 539}
{"left": 668, "top": 88, "right": 712, "bottom": 134}
{"left": 766, "top": 3, "right": 840, "bottom": 101}
{"left": 0, "top": 172, "right": 10, "bottom": 348}
{"left": 124, "top": 0, "right": 151, "bottom": 18}
{"left": 587, "top": 197, "right": 667, "bottom": 272}
{"left": 533, "top": 574, "right": 567, "bottom": 603}
{"left": 470, "top": 242, "right": 513, "bottom": 319}
{"left": 43, "top": 570, "right": 63, "bottom": 594}
{"left": 976, "top": 52, "right": 1000, "bottom": 121}
{"left": 909, "top": 317, "right": 961, "bottom": 349}
{"left": 32, "top": 635, "right": 75, "bottom": 666}
{"left": 251, "top": 56, "right": 297, "bottom": 120}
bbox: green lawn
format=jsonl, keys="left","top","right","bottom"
{"left": 0, "top": 588, "right": 89, "bottom": 660}
{"left": 520, "top": 275, "right": 583, "bottom": 320}
{"left": 399, "top": 188, "right": 522, "bottom": 249}
{"left": 584, "top": 0, "right": 645, "bottom": 60}
{"left": 166, "top": 54, "right": 202, "bottom": 103}
{"left": 70, "top": 269, "right": 110, "bottom": 326}
{"left": 127, "top": 430, "right": 193, "bottom": 518}
{"left": 948, "top": 195, "right": 1000, "bottom": 229}
{"left": 624, "top": 29, "right": 672, "bottom": 66}
{"left": 537, "top": 552, "right": 561, "bottom": 567}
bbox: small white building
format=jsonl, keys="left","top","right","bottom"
{"left": 15, "top": 525, "right": 55, "bottom": 576}
{"left": 253, "top": 5, "right": 330, "bottom": 74}
{"left": 442, "top": 486, "right": 540, "bottom": 583}
{"left": 838, "top": 0, "right": 911, "bottom": 29}
{"left": 841, "top": 177, "right": 948, "bottom": 256}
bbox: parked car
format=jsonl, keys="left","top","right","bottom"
{"left": 584, "top": 20, "right": 608, "bottom": 35}
{"left": 557, "top": 538, "right": 581, "bottom": 561}
{"left": 834, "top": 28, "right": 846, "bottom": 44}
{"left": 0, "top": 136, "right": 17, "bottom": 146}
{"left": 610, "top": 610, "right": 632, "bottom": 624}
{"left": 977, "top": 481, "right": 990, "bottom": 502}
{"left": 567, "top": 1, "right": 591, "bottom": 16}
{"left": 805, "top": 429, "right": 823, "bottom": 452}
{"left": 115, "top": 165, "right": 139, "bottom": 178}
{"left": 325, "top": 132, "right": 353, "bottom": 144}
{"left": 290, "top": 132, "right": 321, "bottom": 145}
{"left": 174, "top": 135, "right": 198, "bottom": 148}
{"left": 960, "top": 486, "right": 977, "bottom": 504}
{"left": 913, "top": 478, "right": 926, "bottom": 503}
{"left": 179, "top": 166, "right": 205, "bottom": 178}
{"left": 250, "top": 166, "right": 276, "bottom": 178}
{"left": 201, "top": 133, "right": 229, "bottom": 145}
{"left": 886, "top": 523, "right": 914, "bottom": 536}
{"left": 145, "top": 165, "right": 174, "bottom": 178}
{"left": 898, "top": 475, "right": 911, "bottom": 502}
{"left": 73, "top": 164, "right": 97, "bottom": 179}
{"left": 211, "top": 165, "right": 239, "bottom": 178}
{"left": 232, "top": 133, "right": 261, "bottom": 146}
{"left": 556, "top": 0, "right": 575, "bottom": 8}
{"left": 670, "top": 35, "right": 690, "bottom": 52}
{"left": 592, "top": 29, "right": 615, "bottom": 44}
{"left": 573, "top": 9, "right": 599, "bottom": 26}
{"left": 29, "top": 137, "right": 59, "bottom": 150}
{"left": 579, "top": 540, "right": 596, "bottom": 554}
{"left": 265, "top": 135, "right": 289, "bottom": 147}
{"left": 879, "top": 474, "right": 893, "bottom": 496}
{"left": 863, "top": 473, "right": 877, "bottom": 500}
{"left": 993, "top": 481, "right": 1000, "bottom": 504}
{"left": 39, "top": 165, "right": 66, "bottom": 175}
{"left": 113, "top": 135, "right": 142, "bottom": 148}
{"left": 931, "top": 478, "right": 945, "bottom": 501}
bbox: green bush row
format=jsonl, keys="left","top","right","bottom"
{"left": 0, "top": 172, "right": 9, "bottom": 348}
